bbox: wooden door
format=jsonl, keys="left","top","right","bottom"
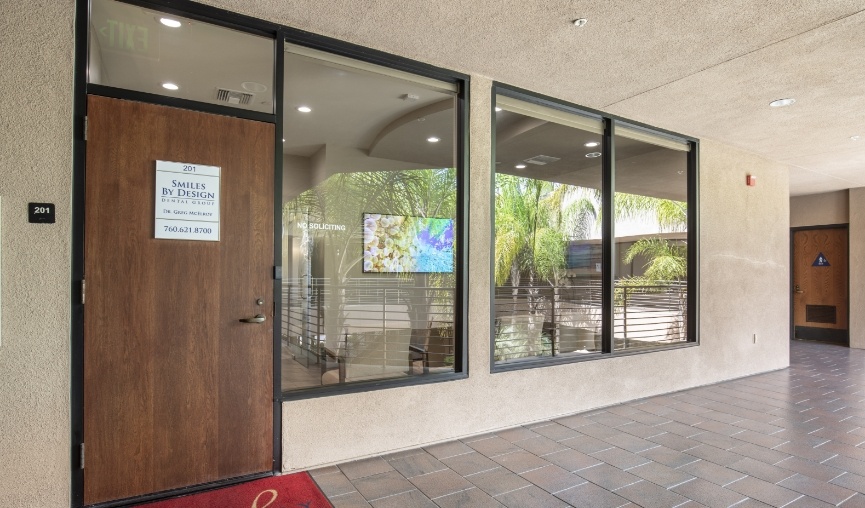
{"left": 83, "top": 96, "right": 274, "bottom": 504}
{"left": 792, "top": 227, "right": 848, "bottom": 344}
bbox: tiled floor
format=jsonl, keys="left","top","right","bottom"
{"left": 311, "top": 340, "right": 865, "bottom": 507}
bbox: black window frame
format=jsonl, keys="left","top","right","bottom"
{"left": 278, "top": 32, "right": 471, "bottom": 400}
{"left": 490, "top": 83, "right": 699, "bottom": 373}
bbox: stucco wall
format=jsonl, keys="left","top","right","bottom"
{"left": 790, "top": 190, "right": 849, "bottom": 227}
{"left": 850, "top": 188, "right": 865, "bottom": 349}
{"left": 0, "top": 1, "right": 74, "bottom": 506}
{"left": 279, "top": 83, "right": 791, "bottom": 470}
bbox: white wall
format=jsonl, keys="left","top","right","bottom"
{"left": 790, "top": 190, "right": 848, "bottom": 227}
{"left": 850, "top": 188, "right": 865, "bottom": 349}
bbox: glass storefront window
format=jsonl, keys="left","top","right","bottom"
{"left": 89, "top": 0, "right": 274, "bottom": 113}
{"left": 281, "top": 45, "right": 459, "bottom": 391}
{"left": 493, "top": 95, "right": 604, "bottom": 364}
{"left": 614, "top": 126, "right": 689, "bottom": 351}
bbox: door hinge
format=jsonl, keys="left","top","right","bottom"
{"left": 81, "top": 279, "right": 86, "bottom": 305}
{"left": 83, "top": 116, "right": 88, "bottom": 141}
{"left": 80, "top": 443, "right": 85, "bottom": 469}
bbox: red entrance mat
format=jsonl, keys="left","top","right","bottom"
{"left": 136, "top": 473, "right": 332, "bottom": 508}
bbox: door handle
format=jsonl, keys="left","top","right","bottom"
{"left": 239, "top": 314, "right": 266, "bottom": 324}
{"left": 794, "top": 284, "right": 804, "bottom": 294}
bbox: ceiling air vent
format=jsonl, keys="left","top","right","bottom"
{"left": 524, "top": 155, "right": 561, "bottom": 165}
{"left": 215, "top": 88, "right": 254, "bottom": 105}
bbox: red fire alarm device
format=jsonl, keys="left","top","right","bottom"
{"left": 746, "top": 175, "right": 757, "bottom": 187}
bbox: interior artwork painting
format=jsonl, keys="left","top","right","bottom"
{"left": 363, "top": 213, "right": 454, "bottom": 273}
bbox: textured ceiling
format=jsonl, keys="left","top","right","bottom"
{"left": 205, "top": 0, "right": 865, "bottom": 195}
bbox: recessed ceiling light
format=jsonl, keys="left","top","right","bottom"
{"left": 162, "top": 82, "right": 179, "bottom": 91}
{"left": 515, "top": 164, "right": 526, "bottom": 169}
{"left": 586, "top": 152, "right": 601, "bottom": 158}
{"left": 427, "top": 137, "right": 440, "bottom": 143}
{"left": 242, "top": 81, "right": 268, "bottom": 93}
{"left": 851, "top": 135, "right": 862, "bottom": 141}
{"left": 573, "top": 18, "right": 588, "bottom": 28}
{"left": 159, "top": 17, "right": 182, "bottom": 28}
{"left": 495, "top": 107, "right": 502, "bottom": 112}
{"left": 584, "top": 141, "right": 599, "bottom": 148}
{"left": 769, "top": 98, "right": 795, "bottom": 107}
{"left": 297, "top": 106, "right": 312, "bottom": 113}
{"left": 282, "top": 139, "right": 285, "bottom": 142}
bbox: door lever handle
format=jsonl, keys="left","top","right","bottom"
{"left": 239, "top": 314, "right": 266, "bottom": 324}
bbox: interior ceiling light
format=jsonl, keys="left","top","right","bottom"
{"left": 296, "top": 106, "right": 312, "bottom": 113}
{"left": 584, "top": 141, "right": 599, "bottom": 148}
{"left": 769, "top": 98, "right": 795, "bottom": 107}
{"left": 162, "top": 82, "right": 179, "bottom": 90}
{"left": 495, "top": 107, "right": 502, "bottom": 112}
{"left": 586, "top": 152, "right": 601, "bottom": 158}
{"left": 242, "top": 81, "right": 268, "bottom": 93}
{"left": 159, "top": 17, "right": 182, "bottom": 28}
{"left": 515, "top": 164, "right": 527, "bottom": 169}
{"left": 427, "top": 137, "right": 440, "bottom": 143}
{"left": 573, "top": 18, "right": 588, "bottom": 28}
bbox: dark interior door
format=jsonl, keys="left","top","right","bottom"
{"left": 792, "top": 227, "right": 848, "bottom": 344}
{"left": 83, "top": 95, "right": 274, "bottom": 504}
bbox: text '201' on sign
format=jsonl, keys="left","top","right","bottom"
{"left": 154, "top": 161, "right": 220, "bottom": 241}
{"left": 29, "top": 202, "right": 56, "bottom": 223}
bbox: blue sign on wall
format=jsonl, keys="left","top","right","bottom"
{"left": 812, "top": 252, "right": 830, "bottom": 267}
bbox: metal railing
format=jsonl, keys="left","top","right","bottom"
{"left": 281, "top": 278, "right": 456, "bottom": 380}
{"left": 493, "top": 280, "right": 687, "bottom": 361}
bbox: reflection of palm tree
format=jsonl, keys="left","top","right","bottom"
{"left": 493, "top": 174, "right": 688, "bottom": 356}
{"left": 286, "top": 169, "right": 456, "bottom": 346}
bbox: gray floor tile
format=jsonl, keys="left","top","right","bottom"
{"left": 728, "top": 442, "right": 793, "bottom": 465}
{"left": 618, "top": 421, "right": 667, "bottom": 439}
{"left": 561, "top": 434, "right": 616, "bottom": 454}
{"left": 370, "top": 489, "right": 437, "bottom": 508}
{"left": 832, "top": 472, "right": 865, "bottom": 494}
{"left": 614, "top": 479, "right": 690, "bottom": 508}
{"left": 576, "top": 463, "right": 641, "bottom": 491}
{"left": 330, "top": 491, "right": 374, "bottom": 508}
{"left": 352, "top": 470, "right": 416, "bottom": 502}
{"left": 339, "top": 456, "right": 395, "bottom": 480}
{"left": 727, "top": 475, "right": 804, "bottom": 507}
{"left": 531, "top": 423, "right": 582, "bottom": 442}
{"left": 433, "top": 487, "right": 504, "bottom": 508}
{"left": 777, "top": 473, "right": 858, "bottom": 505}
{"left": 424, "top": 440, "right": 474, "bottom": 461}
{"left": 544, "top": 448, "right": 603, "bottom": 472}
{"left": 685, "top": 444, "right": 747, "bottom": 466}
{"left": 496, "top": 426, "right": 538, "bottom": 443}
{"left": 590, "top": 446, "right": 652, "bottom": 469}
{"left": 648, "top": 432, "right": 703, "bottom": 451}
{"left": 777, "top": 456, "right": 846, "bottom": 482}
{"left": 629, "top": 461, "right": 696, "bottom": 488}
{"left": 521, "top": 464, "right": 587, "bottom": 494}
{"left": 604, "top": 431, "right": 660, "bottom": 453}
{"left": 466, "top": 436, "right": 522, "bottom": 458}
{"left": 841, "top": 493, "right": 865, "bottom": 507}
{"left": 517, "top": 436, "right": 569, "bottom": 457}
{"left": 316, "top": 471, "right": 361, "bottom": 497}
{"left": 466, "top": 467, "right": 532, "bottom": 497}
{"left": 554, "top": 481, "right": 631, "bottom": 508}
{"left": 728, "top": 457, "right": 797, "bottom": 483}
{"left": 639, "top": 445, "right": 700, "bottom": 468}
{"left": 492, "top": 450, "right": 551, "bottom": 474}
{"left": 495, "top": 485, "right": 571, "bottom": 508}
{"left": 671, "top": 477, "right": 748, "bottom": 508}
{"left": 389, "top": 452, "right": 447, "bottom": 478}
{"left": 409, "top": 469, "right": 473, "bottom": 499}
{"left": 676, "top": 459, "right": 747, "bottom": 487}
